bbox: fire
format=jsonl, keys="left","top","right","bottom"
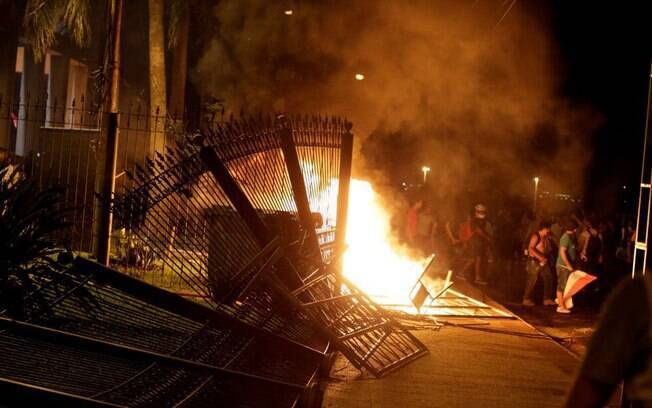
{"left": 341, "top": 179, "right": 428, "bottom": 305}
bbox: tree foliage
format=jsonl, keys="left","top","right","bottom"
{"left": 23, "top": 0, "right": 91, "bottom": 61}
{"left": 0, "top": 161, "right": 90, "bottom": 319}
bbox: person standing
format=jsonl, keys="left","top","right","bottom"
{"left": 494, "top": 208, "right": 515, "bottom": 290}
{"left": 447, "top": 211, "right": 473, "bottom": 280}
{"left": 462, "top": 204, "right": 492, "bottom": 285}
{"left": 556, "top": 219, "right": 579, "bottom": 314}
{"left": 580, "top": 218, "right": 603, "bottom": 276}
{"left": 523, "top": 221, "right": 556, "bottom": 306}
{"left": 550, "top": 216, "right": 563, "bottom": 246}
{"left": 415, "top": 204, "right": 435, "bottom": 254}
{"left": 405, "top": 199, "right": 423, "bottom": 246}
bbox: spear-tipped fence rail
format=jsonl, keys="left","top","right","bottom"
{"left": 0, "top": 257, "right": 326, "bottom": 407}
{"left": 112, "top": 114, "right": 428, "bottom": 378}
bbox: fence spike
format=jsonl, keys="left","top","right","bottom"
{"left": 164, "top": 148, "right": 177, "bottom": 164}
{"left": 135, "top": 163, "right": 147, "bottom": 180}
{"left": 145, "top": 157, "right": 157, "bottom": 174}
{"left": 155, "top": 151, "right": 167, "bottom": 168}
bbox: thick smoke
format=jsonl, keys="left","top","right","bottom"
{"left": 192, "top": 0, "right": 599, "bottom": 208}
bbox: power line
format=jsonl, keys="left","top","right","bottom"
{"left": 495, "top": 0, "right": 517, "bottom": 28}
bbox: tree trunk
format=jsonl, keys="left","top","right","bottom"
{"left": 168, "top": 4, "right": 189, "bottom": 122}
{"left": 168, "top": 3, "right": 189, "bottom": 144}
{"left": 148, "top": 0, "right": 166, "bottom": 153}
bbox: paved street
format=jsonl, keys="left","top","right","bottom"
{"left": 321, "top": 284, "right": 613, "bottom": 407}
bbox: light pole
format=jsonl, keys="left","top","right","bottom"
{"left": 533, "top": 177, "right": 540, "bottom": 214}
{"left": 422, "top": 166, "right": 431, "bottom": 184}
{"left": 94, "top": 0, "right": 124, "bottom": 266}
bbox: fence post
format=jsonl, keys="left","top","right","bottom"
{"left": 277, "top": 116, "right": 322, "bottom": 263}
{"left": 96, "top": 112, "right": 119, "bottom": 264}
{"left": 334, "top": 124, "right": 353, "bottom": 285}
{"left": 93, "top": 0, "right": 123, "bottom": 265}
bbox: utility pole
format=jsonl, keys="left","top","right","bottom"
{"left": 94, "top": 0, "right": 123, "bottom": 265}
{"left": 533, "top": 177, "right": 539, "bottom": 214}
{"left": 632, "top": 62, "right": 652, "bottom": 277}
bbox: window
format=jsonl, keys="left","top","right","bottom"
{"left": 65, "top": 58, "right": 89, "bottom": 128}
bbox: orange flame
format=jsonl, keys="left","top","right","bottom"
{"left": 342, "top": 180, "right": 428, "bottom": 304}
{"left": 314, "top": 177, "right": 428, "bottom": 305}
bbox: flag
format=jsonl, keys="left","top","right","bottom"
{"left": 562, "top": 270, "right": 597, "bottom": 309}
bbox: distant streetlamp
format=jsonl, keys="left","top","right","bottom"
{"left": 422, "top": 166, "right": 431, "bottom": 184}
{"left": 355, "top": 73, "right": 365, "bottom": 81}
{"left": 284, "top": 9, "right": 293, "bottom": 15}
{"left": 533, "top": 177, "right": 540, "bottom": 213}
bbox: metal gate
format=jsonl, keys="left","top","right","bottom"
{"left": 112, "top": 114, "right": 428, "bottom": 377}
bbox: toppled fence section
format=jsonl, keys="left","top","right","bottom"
{"left": 113, "top": 114, "right": 428, "bottom": 378}
{"left": 0, "top": 257, "right": 325, "bottom": 407}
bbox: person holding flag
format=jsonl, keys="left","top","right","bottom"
{"left": 556, "top": 219, "right": 579, "bottom": 314}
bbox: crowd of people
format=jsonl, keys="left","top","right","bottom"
{"left": 400, "top": 197, "right": 637, "bottom": 313}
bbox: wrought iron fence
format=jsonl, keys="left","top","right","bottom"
{"left": 0, "top": 257, "right": 326, "bottom": 407}
{"left": 112, "top": 114, "right": 429, "bottom": 377}
{"left": 0, "top": 97, "right": 225, "bottom": 286}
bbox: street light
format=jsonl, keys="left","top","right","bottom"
{"left": 533, "top": 177, "right": 540, "bottom": 213}
{"left": 422, "top": 166, "right": 431, "bottom": 184}
{"left": 355, "top": 73, "right": 365, "bottom": 81}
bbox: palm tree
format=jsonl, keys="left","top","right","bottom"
{"left": 22, "top": 0, "right": 92, "bottom": 62}
{"left": 167, "top": 0, "right": 189, "bottom": 124}
{"left": 149, "top": 0, "right": 194, "bottom": 151}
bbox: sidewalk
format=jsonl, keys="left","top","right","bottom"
{"left": 321, "top": 286, "right": 582, "bottom": 407}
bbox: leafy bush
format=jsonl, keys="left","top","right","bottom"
{"left": 115, "top": 228, "right": 157, "bottom": 270}
{"left": 0, "top": 162, "right": 79, "bottom": 318}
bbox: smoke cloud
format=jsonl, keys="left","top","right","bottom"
{"left": 191, "top": 0, "right": 599, "bottom": 210}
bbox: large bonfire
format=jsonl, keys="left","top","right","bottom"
{"left": 320, "top": 178, "right": 428, "bottom": 305}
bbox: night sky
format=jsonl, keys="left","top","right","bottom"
{"left": 550, "top": 1, "right": 652, "bottom": 212}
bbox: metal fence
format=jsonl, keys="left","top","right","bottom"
{"left": 0, "top": 97, "right": 225, "bottom": 287}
